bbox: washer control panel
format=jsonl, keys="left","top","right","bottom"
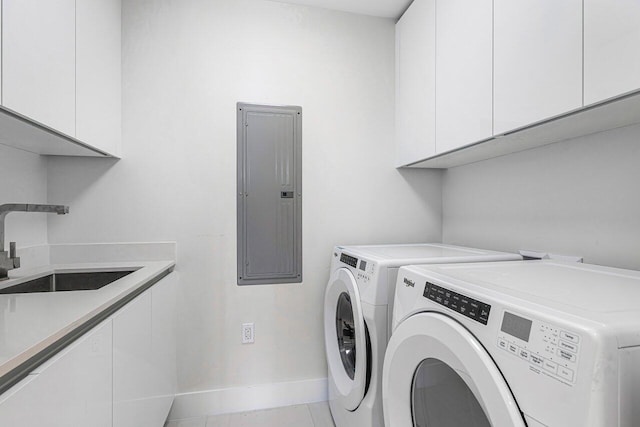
{"left": 423, "top": 282, "right": 491, "bottom": 325}
{"left": 340, "top": 253, "right": 358, "bottom": 268}
{"left": 356, "top": 258, "right": 375, "bottom": 284}
{"left": 337, "top": 252, "right": 375, "bottom": 284}
{"left": 496, "top": 311, "right": 581, "bottom": 386}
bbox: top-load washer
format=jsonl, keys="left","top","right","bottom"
{"left": 323, "top": 244, "right": 522, "bottom": 427}
{"left": 383, "top": 260, "right": 640, "bottom": 427}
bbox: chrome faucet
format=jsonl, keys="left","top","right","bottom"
{"left": 0, "top": 204, "right": 70, "bottom": 281}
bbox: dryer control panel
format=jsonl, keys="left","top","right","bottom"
{"left": 423, "top": 282, "right": 491, "bottom": 325}
{"left": 496, "top": 311, "right": 581, "bottom": 387}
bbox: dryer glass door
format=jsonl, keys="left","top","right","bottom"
{"left": 411, "top": 358, "right": 490, "bottom": 426}
{"left": 383, "top": 312, "right": 526, "bottom": 427}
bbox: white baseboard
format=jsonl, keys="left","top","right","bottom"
{"left": 167, "top": 378, "right": 328, "bottom": 420}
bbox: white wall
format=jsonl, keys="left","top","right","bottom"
{"left": 47, "top": 0, "right": 442, "bottom": 394}
{"left": 0, "top": 146, "right": 49, "bottom": 251}
{"left": 442, "top": 123, "right": 640, "bottom": 270}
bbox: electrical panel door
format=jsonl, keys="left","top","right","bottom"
{"left": 237, "top": 103, "right": 302, "bottom": 285}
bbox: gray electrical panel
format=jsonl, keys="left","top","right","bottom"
{"left": 237, "top": 103, "right": 302, "bottom": 285}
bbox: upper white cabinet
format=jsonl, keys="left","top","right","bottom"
{"left": 76, "top": 0, "right": 122, "bottom": 156}
{"left": 0, "top": 0, "right": 121, "bottom": 157}
{"left": 397, "top": 0, "right": 640, "bottom": 168}
{"left": 493, "top": 0, "right": 583, "bottom": 135}
{"left": 435, "top": 0, "right": 493, "bottom": 153}
{"left": 395, "top": 0, "right": 436, "bottom": 167}
{"left": 584, "top": 0, "right": 640, "bottom": 105}
{"left": 3, "top": 0, "right": 76, "bottom": 136}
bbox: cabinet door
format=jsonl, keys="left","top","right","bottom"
{"left": 435, "top": 0, "right": 493, "bottom": 153}
{"left": 113, "top": 291, "right": 155, "bottom": 427}
{"left": 76, "top": 0, "right": 122, "bottom": 155}
{"left": 0, "top": 321, "right": 113, "bottom": 427}
{"left": 2, "top": 0, "right": 75, "bottom": 135}
{"left": 150, "top": 273, "right": 178, "bottom": 423}
{"left": 584, "top": 0, "right": 640, "bottom": 105}
{"left": 494, "top": 0, "right": 582, "bottom": 135}
{"left": 395, "top": 0, "right": 436, "bottom": 166}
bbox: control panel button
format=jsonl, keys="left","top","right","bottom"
{"left": 507, "top": 343, "right": 518, "bottom": 355}
{"left": 558, "top": 366, "right": 574, "bottom": 382}
{"left": 467, "top": 306, "right": 478, "bottom": 319}
{"left": 530, "top": 354, "right": 545, "bottom": 368}
{"left": 476, "top": 302, "right": 490, "bottom": 325}
{"left": 560, "top": 330, "right": 580, "bottom": 344}
{"left": 557, "top": 349, "right": 577, "bottom": 363}
{"left": 497, "top": 338, "right": 507, "bottom": 350}
{"left": 459, "top": 303, "right": 468, "bottom": 314}
{"left": 559, "top": 340, "right": 578, "bottom": 353}
{"left": 543, "top": 359, "right": 558, "bottom": 374}
{"left": 518, "top": 348, "right": 530, "bottom": 361}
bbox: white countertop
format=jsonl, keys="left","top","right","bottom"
{"left": 0, "top": 260, "right": 175, "bottom": 386}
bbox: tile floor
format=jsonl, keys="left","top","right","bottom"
{"left": 165, "top": 401, "right": 336, "bottom": 427}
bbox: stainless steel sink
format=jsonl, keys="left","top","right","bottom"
{"left": 0, "top": 270, "right": 136, "bottom": 294}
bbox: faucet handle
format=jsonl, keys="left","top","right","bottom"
{"left": 9, "top": 242, "right": 20, "bottom": 268}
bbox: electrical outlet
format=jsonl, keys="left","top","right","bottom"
{"left": 242, "top": 323, "right": 255, "bottom": 344}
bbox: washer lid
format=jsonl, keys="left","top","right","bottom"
{"left": 352, "top": 244, "right": 490, "bottom": 260}
{"left": 324, "top": 268, "right": 368, "bottom": 410}
{"left": 338, "top": 243, "right": 521, "bottom": 266}
{"left": 383, "top": 312, "right": 526, "bottom": 427}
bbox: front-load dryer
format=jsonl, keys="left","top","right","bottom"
{"left": 383, "top": 260, "right": 640, "bottom": 427}
{"left": 324, "top": 244, "right": 522, "bottom": 427}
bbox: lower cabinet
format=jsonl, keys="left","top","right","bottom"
{"left": 0, "top": 320, "right": 113, "bottom": 427}
{"left": 113, "top": 272, "right": 177, "bottom": 427}
{"left": 113, "top": 291, "right": 154, "bottom": 426}
{"left": 0, "top": 271, "right": 177, "bottom": 427}
{"left": 150, "top": 272, "right": 178, "bottom": 419}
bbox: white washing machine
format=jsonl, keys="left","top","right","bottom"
{"left": 383, "top": 260, "right": 640, "bottom": 427}
{"left": 323, "top": 244, "right": 522, "bottom": 427}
